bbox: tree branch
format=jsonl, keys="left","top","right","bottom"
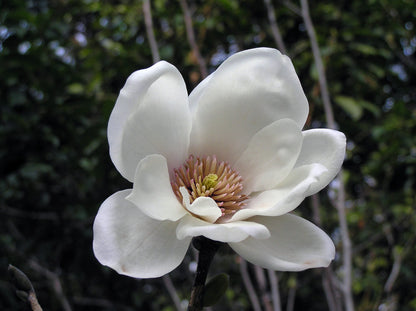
{"left": 163, "top": 274, "right": 184, "bottom": 311}
{"left": 267, "top": 269, "right": 282, "bottom": 311}
{"left": 239, "top": 258, "right": 262, "bottom": 311}
{"left": 178, "top": 0, "right": 208, "bottom": 79}
{"left": 143, "top": 0, "right": 160, "bottom": 63}
{"left": 300, "top": 1, "right": 353, "bottom": 310}
{"left": 263, "top": 0, "right": 287, "bottom": 54}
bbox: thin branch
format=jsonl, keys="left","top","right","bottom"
{"left": 310, "top": 196, "right": 343, "bottom": 311}
{"left": 178, "top": 0, "right": 208, "bottom": 79}
{"left": 163, "top": 274, "right": 184, "bottom": 311}
{"left": 322, "top": 269, "right": 343, "bottom": 311}
{"left": 143, "top": 0, "right": 160, "bottom": 63}
{"left": 300, "top": 0, "right": 335, "bottom": 128}
{"left": 267, "top": 270, "right": 282, "bottom": 311}
{"left": 239, "top": 258, "right": 262, "bottom": 311}
{"left": 384, "top": 250, "right": 402, "bottom": 294}
{"left": 8, "top": 265, "right": 43, "bottom": 311}
{"left": 254, "top": 265, "right": 273, "bottom": 311}
{"left": 28, "top": 259, "right": 72, "bottom": 311}
{"left": 300, "top": 1, "right": 353, "bottom": 310}
{"left": 285, "top": 275, "right": 296, "bottom": 311}
{"left": 263, "top": 0, "right": 287, "bottom": 54}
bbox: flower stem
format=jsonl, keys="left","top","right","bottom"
{"left": 188, "top": 237, "right": 221, "bottom": 311}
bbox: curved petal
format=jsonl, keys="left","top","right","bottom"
{"left": 127, "top": 155, "right": 187, "bottom": 221}
{"left": 180, "top": 187, "right": 222, "bottom": 223}
{"left": 234, "top": 119, "right": 303, "bottom": 194}
{"left": 230, "top": 164, "right": 328, "bottom": 221}
{"left": 176, "top": 215, "right": 270, "bottom": 243}
{"left": 93, "top": 190, "right": 191, "bottom": 278}
{"left": 293, "top": 129, "right": 346, "bottom": 195}
{"left": 189, "top": 48, "right": 309, "bottom": 164}
{"left": 108, "top": 61, "right": 191, "bottom": 181}
{"left": 229, "top": 214, "right": 335, "bottom": 271}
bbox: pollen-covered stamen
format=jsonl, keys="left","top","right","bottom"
{"left": 171, "top": 155, "right": 248, "bottom": 220}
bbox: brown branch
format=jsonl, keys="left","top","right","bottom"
{"left": 187, "top": 237, "right": 221, "bottom": 311}
{"left": 143, "top": 0, "right": 160, "bottom": 63}
{"left": 28, "top": 259, "right": 72, "bottom": 311}
{"left": 8, "top": 265, "right": 43, "bottom": 311}
{"left": 254, "top": 265, "right": 273, "bottom": 311}
{"left": 263, "top": 0, "right": 287, "bottom": 54}
{"left": 239, "top": 258, "right": 262, "bottom": 311}
{"left": 310, "top": 195, "right": 343, "bottom": 311}
{"left": 267, "top": 269, "right": 282, "bottom": 311}
{"left": 285, "top": 275, "right": 297, "bottom": 311}
{"left": 163, "top": 274, "right": 184, "bottom": 311}
{"left": 178, "top": 0, "right": 208, "bottom": 79}
{"left": 300, "top": 1, "right": 353, "bottom": 310}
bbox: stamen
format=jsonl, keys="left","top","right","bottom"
{"left": 171, "top": 155, "right": 248, "bottom": 222}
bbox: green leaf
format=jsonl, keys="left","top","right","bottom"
{"left": 203, "top": 273, "right": 229, "bottom": 307}
{"left": 335, "top": 96, "right": 363, "bottom": 120}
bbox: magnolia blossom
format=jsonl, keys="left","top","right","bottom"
{"left": 93, "top": 48, "right": 346, "bottom": 278}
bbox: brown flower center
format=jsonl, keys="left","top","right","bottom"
{"left": 171, "top": 155, "right": 248, "bottom": 219}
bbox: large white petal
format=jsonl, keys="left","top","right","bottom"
{"left": 234, "top": 119, "right": 303, "bottom": 194}
{"left": 293, "top": 129, "right": 346, "bottom": 195}
{"left": 93, "top": 190, "right": 191, "bottom": 278}
{"left": 176, "top": 215, "right": 270, "bottom": 243}
{"left": 229, "top": 214, "right": 335, "bottom": 271}
{"left": 108, "top": 61, "right": 191, "bottom": 182}
{"left": 189, "top": 48, "right": 308, "bottom": 164}
{"left": 127, "top": 155, "right": 187, "bottom": 221}
{"left": 230, "top": 164, "right": 328, "bottom": 221}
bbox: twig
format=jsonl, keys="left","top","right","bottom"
{"left": 322, "top": 268, "right": 343, "bottom": 311}
{"left": 285, "top": 275, "right": 296, "bottom": 311}
{"left": 163, "top": 274, "right": 184, "bottom": 311}
{"left": 143, "top": 0, "right": 160, "bottom": 63}
{"left": 267, "top": 270, "right": 282, "bottom": 311}
{"left": 239, "top": 258, "right": 262, "bottom": 311}
{"left": 8, "top": 265, "right": 43, "bottom": 311}
{"left": 300, "top": 1, "right": 354, "bottom": 310}
{"left": 263, "top": 0, "right": 287, "bottom": 54}
{"left": 187, "top": 237, "right": 221, "bottom": 311}
{"left": 28, "top": 259, "right": 72, "bottom": 311}
{"left": 178, "top": 0, "right": 208, "bottom": 79}
{"left": 300, "top": 0, "right": 334, "bottom": 128}
{"left": 384, "top": 250, "right": 402, "bottom": 294}
{"left": 310, "top": 195, "right": 343, "bottom": 311}
{"left": 254, "top": 265, "right": 273, "bottom": 311}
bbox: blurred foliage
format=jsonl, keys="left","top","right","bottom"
{"left": 1, "top": 0, "right": 415, "bottom": 310}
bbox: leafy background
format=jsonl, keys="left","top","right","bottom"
{"left": 1, "top": 0, "right": 415, "bottom": 310}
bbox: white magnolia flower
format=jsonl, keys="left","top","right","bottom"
{"left": 93, "top": 48, "right": 346, "bottom": 278}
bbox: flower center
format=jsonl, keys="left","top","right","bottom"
{"left": 171, "top": 155, "right": 248, "bottom": 219}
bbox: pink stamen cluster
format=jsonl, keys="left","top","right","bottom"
{"left": 171, "top": 155, "right": 248, "bottom": 218}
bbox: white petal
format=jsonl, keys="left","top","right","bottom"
{"left": 108, "top": 61, "right": 191, "bottom": 181}
{"left": 189, "top": 48, "right": 308, "bottom": 164}
{"left": 229, "top": 214, "right": 335, "bottom": 271}
{"left": 127, "top": 155, "right": 187, "bottom": 221}
{"left": 234, "top": 119, "right": 303, "bottom": 194}
{"left": 179, "top": 187, "right": 222, "bottom": 223}
{"left": 230, "top": 164, "right": 328, "bottom": 221}
{"left": 93, "top": 190, "right": 191, "bottom": 278}
{"left": 176, "top": 215, "right": 270, "bottom": 243}
{"left": 293, "top": 129, "right": 346, "bottom": 195}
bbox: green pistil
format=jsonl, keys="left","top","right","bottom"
{"left": 202, "top": 174, "right": 218, "bottom": 190}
